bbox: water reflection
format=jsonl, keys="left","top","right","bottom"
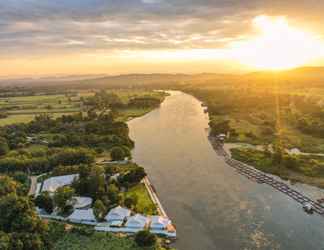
{"left": 128, "top": 91, "right": 324, "bottom": 250}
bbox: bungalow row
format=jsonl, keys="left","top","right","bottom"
{"left": 64, "top": 206, "right": 176, "bottom": 238}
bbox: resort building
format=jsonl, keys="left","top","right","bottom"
{"left": 125, "top": 214, "right": 149, "bottom": 230}
{"left": 105, "top": 206, "right": 131, "bottom": 227}
{"left": 41, "top": 174, "right": 79, "bottom": 193}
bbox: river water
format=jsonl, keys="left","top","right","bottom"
{"left": 128, "top": 91, "right": 324, "bottom": 250}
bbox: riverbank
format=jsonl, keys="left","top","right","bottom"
{"left": 231, "top": 146, "right": 324, "bottom": 189}
{"left": 209, "top": 136, "right": 324, "bottom": 189}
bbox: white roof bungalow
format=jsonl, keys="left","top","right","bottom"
{"left": 150, "top": 216, "right": 171, "bottom": 230}
{"left": 68, "top": 208, "right": 97, "bottom": 225}
{"left": 42, "top": 174, "right": 79, "bottom": 193}
{"left": 125, "top": 214, "right": 149, "bottom": 230}
{"left": 105, "top": 206, "right": 131, "bottom": 226}
{"left": 71, "top": 196, "right": 93, "bottom": 209}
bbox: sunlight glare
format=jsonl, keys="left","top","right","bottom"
{"left": 230, "top": 15, "right": 324, "bottom": 70}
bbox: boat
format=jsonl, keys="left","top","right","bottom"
{"left": 302, "top": 202, "right": 314, "bottom": 214}
{"left": 316, "top": 198, "right": 324, "bottom": 204}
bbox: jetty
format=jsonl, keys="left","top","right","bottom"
{"left": 210, "top": 137, "right": 324, "bottom": 216}
{"left": 142, "top": 176, "right": 168, "bottom": 217}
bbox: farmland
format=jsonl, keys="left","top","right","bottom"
{"left": 0, "top": 90, "right": 167, "bottom": 125}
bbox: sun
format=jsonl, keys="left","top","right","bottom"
{"left": 231, "top": 15, "right": 324, "bottom": 70}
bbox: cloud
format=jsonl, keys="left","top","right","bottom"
{"left": 0, "top": 0, "right": 323, "bottom": 59}
{"left": 141, "top": 0, "right": 162, "bottom": 4}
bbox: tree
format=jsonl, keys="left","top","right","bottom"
{"left": 93, "top": 199, "right": 106, "bottom": 221}
{"left": 35, "top": 192, "right": 54, "bottom": 214}
{"left": 54, "top": 186, "right": 75, "bottom": 212}
{"left": 0, "top": 138, "right": 9, "bottom": 156}
{"left": 272, "top": 142, "right": 283, "bottom": 165}
{"left": 135, "top": 230, "right": 157, "bottom": 247}
{"left": 124, "top": 195, "right": 137, "bottom": 209}
{"left": 50, "top": 147, "right": 94, "bottom": 167}
{"left": 0, "top": 194, "right": 50, "bottom": 250}
{"left": 110, "top": 146, "right": 126, "bottom": 161}
{"left": 210, "top": 119, "right": 231, "bottom": 136}
{"left": 283, "top": 155, "right": 300, "bottom": 171}
{"left": 73, "top": 165, "right": 106, "bottom": 200}
{"left": 0, "top": 231, "right": 10, "bottom": 250}
{"left": 107, "top": 183, "right": 120, "bottom": 205}
{"left": 119, "top": 167, "right": 146, "bottom": 187}
{"left": 0, "top": 176, "right": 20, "bottom": 196}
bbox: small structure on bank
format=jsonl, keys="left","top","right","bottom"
{"left": 150, "top": 216, "right": 171, "bottom": 230}
{"left": 217, "top": 133, "right": 227, "bottom": 142}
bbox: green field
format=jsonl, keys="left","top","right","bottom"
{"left": 0, "top": 90, "right": 167, "bottom": 126}
{"left": 53, "top": 232, "right": 159, "bottom": 250}
{"left": 0, "top": 93, "right": 85, "bottom": 126}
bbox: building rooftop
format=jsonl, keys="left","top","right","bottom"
{"left": 68, "top": 208, "right": 96, "bottom": 222}
{"left": 42, "top": 174, "right": 79, "bottom": 193}
{"left": 71, "top": 196, "right": 93, "bottom": 209}
{"left": 125, "top": 214, "right": 149, "bottom": 229}
{"left": 105, "top": 206, "right": 131, "bottom": 222}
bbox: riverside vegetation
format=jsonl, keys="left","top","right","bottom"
{"left": 181, "top": 69, "right": 324, "bottom": 188}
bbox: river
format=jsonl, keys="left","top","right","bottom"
{"left": 128, "top": 91, "right": 324, "bottom": 250}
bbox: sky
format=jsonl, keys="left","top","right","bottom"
{"left": 1, "top": 0, "right": 324, "bottom": 77}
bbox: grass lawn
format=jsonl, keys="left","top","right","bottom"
{"left": 53, "top": 232, "right": 158, "bottom": 250}
{"left": 124, "top": 183, "right": 158, "bottom": 215}
{"left": 0, "top": 114, "right": 36, "bottom": 126}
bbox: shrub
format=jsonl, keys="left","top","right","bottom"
{"left": 35, "top": 192, "right": 54, "bottom": 214}
{"left": 135, "top": 230, "right": 156, "bottom": 247}
{"left": 71, "top": 226, "right": 95, "bottom": 236}
{"left": 93, "top": 199, "right": 107, "bottom": 221}
{"left": 124, "top": 195, "right": 137, "bottom": 209}
{"left": 110, "top": 147, "right": 126, "bottom": 161}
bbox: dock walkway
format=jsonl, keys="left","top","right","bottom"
{"left": 210, "top": 137, "right": 324, "bottom": 215}
{"left": 142, "top": 176, "right": 168, "bottom": 217}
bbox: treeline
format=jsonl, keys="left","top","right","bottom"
{"left": 186, "top": 87, "right": 324, "bottom": 143}
{"left": 83, "top": 90, "right": 163, "bottom": 110}
{"left": 0, "top": 147, "right": 94, "bottom": 174}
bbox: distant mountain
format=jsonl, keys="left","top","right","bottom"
{"left": 241, "top": 66, "right": 324, "bottom": 88}
{"left": 1, "top": 66, "right": 324, "bottom": 89}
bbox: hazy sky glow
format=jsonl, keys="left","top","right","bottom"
{"left": 2, "top": 0, "right": 324, "bottom": 76}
